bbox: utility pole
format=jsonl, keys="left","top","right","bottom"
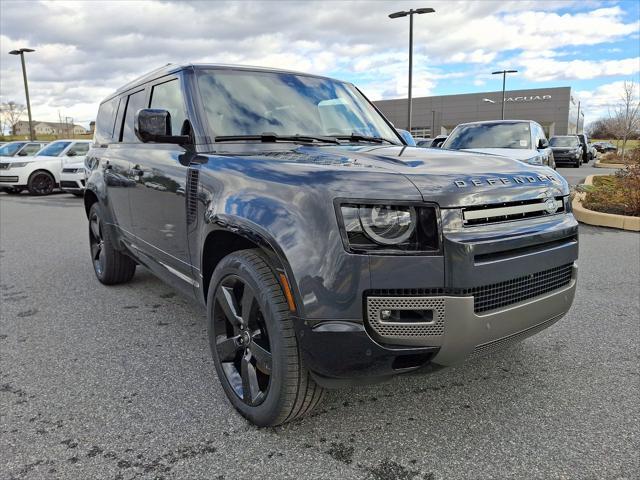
{"left": 491, "top": 69, "right": 518, "bottom": 120}
{"left": 389, "top": 8, "right": 435, "bottom": 132}
{"left": 576, "top": 101, "right": 581, "bottom": 134}
{"left": 9, "top": 48, "right": 36, "bottom": 140}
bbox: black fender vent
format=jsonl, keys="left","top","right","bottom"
{"left": 186, "top": 168, "right": 199, "bottom": 224}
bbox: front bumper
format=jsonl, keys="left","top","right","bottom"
{"left": 297, "top": 208, "right": 578, "bottom": 385}
{"left": 0, "top": 169, "right": 29, "bottom": 187}
{"left": 59, "top": 171, "right": 86, "bottom": 193}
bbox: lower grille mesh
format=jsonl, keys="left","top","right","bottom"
{"left": 366, "top": 263, "right": 573, "bottom": 314}
{"left": 466, "top": 264, "right": 573, "bottom": 313}
{"left": 469, "top": 315, "right": 562, "bottom": 359}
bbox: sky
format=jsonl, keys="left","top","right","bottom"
{"left": 0, "top": 0, "right": 639, "bottom": 128}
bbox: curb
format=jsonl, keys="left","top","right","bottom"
{"left": 572, "top": 175, "right": 640, "bottom": 231}
{"left": 594, "top": 160, "right": 627, "bottom": 169}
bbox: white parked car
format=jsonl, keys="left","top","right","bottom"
{"left": 59, "top": 161, "right": 88, "bottom": 196}
{"left": 441, "top": 120, "right": 556, "bottom": 169}
{"left": 0, "top": 140, "right": 91, "bottom": 195}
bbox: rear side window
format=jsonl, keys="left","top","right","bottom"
{"left": 95, "top": 97, "right": 119, "bottom": 145}
{"left": 150, "top": 79, "right": 187, "bottom": 136}
{"left": 121, "top": 89, "right": 147, "bottom": 143}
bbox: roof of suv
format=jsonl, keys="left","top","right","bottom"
{"left": 108, "top": 63, "right": 343, "bottom": 101}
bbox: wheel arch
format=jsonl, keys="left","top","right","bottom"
{"left": 200, "top": 225, "right": 301, "bottom": 315}
{"left": 84, "top": 189, "right": 99, "bottom": 219}
{"left": 28, "top": 168, "right": 57, "bottom": 185}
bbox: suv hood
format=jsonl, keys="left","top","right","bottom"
{"left": 220, "top": 144, "right": 568, "bottom": 208}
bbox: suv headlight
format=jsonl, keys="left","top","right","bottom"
{"left": 338, "top": 203, "right": 439, "bottom": 253}
{"left": 9, "top": 161, "right": 32, "bottom": 168}
{"left": 526, "top": 156, "right": 543, "bottom": 165}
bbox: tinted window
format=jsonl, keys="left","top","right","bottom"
{"left": 0, "top": 142, "right": 26, "bottom": 156}
{"left": 37, "top": 141, "right": 71, "bottom": 157}
{"left": 150, "top": 79, "right": 187, "bottom": 135}
{"left": 67, "top": 143, "right": 90, "bottom": 156}
{"left": 121, "top": 89, "right": 147, "bottom": 143}
{"left": 550, "top": 137, "right": 579, "bottom": 147}
{"left": 95, "top": 97, "right": 119, "bottom": 144}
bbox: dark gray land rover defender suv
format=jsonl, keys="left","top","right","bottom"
{"left": 85, "top": 64, "right": 578, "bottom": 426}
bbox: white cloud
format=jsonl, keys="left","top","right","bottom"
{"left": 577, "top": 80, "right": 640, "bottom": 122}
{"left": 519, "top": 57, "right": 640, "bottom": 82}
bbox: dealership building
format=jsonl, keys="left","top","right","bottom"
{"left": 374, "top": 86, "right": 584, "bottom": 139}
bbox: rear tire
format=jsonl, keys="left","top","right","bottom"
{"left": 27, "top": 171, "right": 55, "bottom": 195}
{"left": 207, "top": 249, "right": 325, "bottom": 427}
{"left": 88, "top": 202, "right": 136, "bottom": 285}
{"left": 573, "top": 158, "right": 580, "bottom": 168}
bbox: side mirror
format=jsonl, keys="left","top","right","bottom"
{"left": 67, "top": 150, "right": 77, "bottom": 157}
{"left": 396, "top": 129, "right": 416, "bottom": 147}
{"left": 538, "top": 138, "right": 549, "bottom": 149}
{"left": 135, "top": 109, "right": 189, "bottom": 145}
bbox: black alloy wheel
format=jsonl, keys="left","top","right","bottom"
{"left": 28, "top": 171, "right": 55, "bottom": 195}
{"left": 207, "top": 250, "right": 325, "bottom": 427}
{"left": 87, "top": 202, "right": 136, "bottom": 284}
{"left": 213, "top": 274, "right": 272, "bottom": 406}
{"left": 89, "top": 209, "right": 106, "bottom": 278}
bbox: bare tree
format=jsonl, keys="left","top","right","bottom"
{"left": 0, "top": 101, "right": 26, "bottom": 136}
{"left": 609, "top": 81, "right": 640, "bottom": 162}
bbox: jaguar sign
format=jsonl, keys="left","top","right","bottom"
{"left": 505, "top": 95, "right": 552, "bottom": 102}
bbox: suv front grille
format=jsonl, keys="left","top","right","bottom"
{"left": 366, "top": 263, "right": 574, "bottom": 314}
{"left": 462, "top": 197, "right": 565, "bottom": 226}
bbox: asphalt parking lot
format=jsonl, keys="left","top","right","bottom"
{"left": 1, "top": 166, "right": 638, "bottom": 480}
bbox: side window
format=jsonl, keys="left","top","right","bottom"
{"left": 150, "top": 79, "right": 187, "bottom": 135}
{"left": 19, "top": 143, "right": 42, "bottom": 156}
{"left": 95, "top": 97, "right": 119, "bottom": 145}
{"left": 67, "top": 143, "right": 90, "bottom": 157}
{"left": 121, "top": 89, "right": 147, "bottom": 143}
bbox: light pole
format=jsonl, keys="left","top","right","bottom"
{"left": 389, "top": 7, "right": 435, "bottom": 132}
{"left": 9, "top": 48, "right": 35, "bottom": 140}
{"left": 576, "top": 100, "right": 581, "bottom": 133}
{"left": 491, "top": 69, "right": 517, "bottom": 120}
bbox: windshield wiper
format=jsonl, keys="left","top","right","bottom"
{"left": 334, "top": 134, "right": 397, "bottom": 145}
{"left": 215, "top": 133, "right": 340, "bottom": 145}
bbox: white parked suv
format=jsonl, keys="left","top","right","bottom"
{"left": 59, "top": 161, "right": 88, "bottom": 196}
{"left": 0, "top": 140, "right": 91, "bottom": 195}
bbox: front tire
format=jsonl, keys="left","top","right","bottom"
{"left": 207, "top": 249, "right": 325, "bottom": 427}
{"left": 573, "top": 158, "right": 580, "bottom": 168}
{"left": 88, "top": 202, "right": 136, "bottom": 284}
{"left": 28, "top": 171, "right": 55, "bottom": 195}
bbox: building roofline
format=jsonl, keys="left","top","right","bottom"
{"left": 374, "top": 86, "right": 572, "bottom": 103}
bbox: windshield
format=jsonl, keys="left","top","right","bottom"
{"left": 0, "top": 142, "right": 26, "bottom": 156}
{"left": 443, "top": 123, "right": 531, "bottom": 149}
{"left": 550, "top": 137, "right": 579, "bottom": 147}
{"left": 37, "top": 141, "right": 71, "bottom": 157}
{"left": 196, "top": 69, "right": 400, "bottom": 143}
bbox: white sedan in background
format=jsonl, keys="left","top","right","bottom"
{"left": 0, "top": 140, "right": 91, "bottom": 195}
